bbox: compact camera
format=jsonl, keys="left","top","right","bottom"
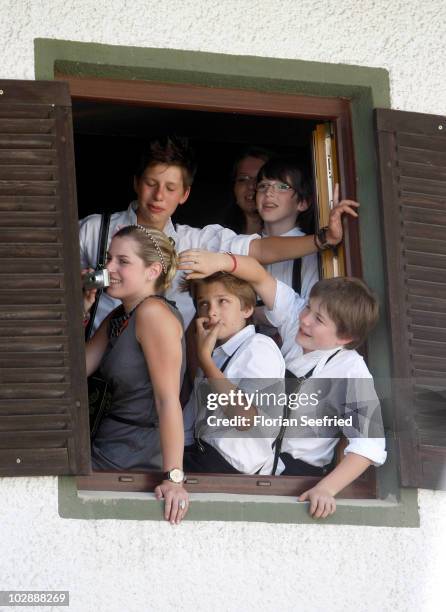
{"left": 83, "top": 268, "right": 110, "bottom": 290}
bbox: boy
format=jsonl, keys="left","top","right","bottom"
{"left": 182, "top": 272, "right": 285, "bottom": 475}
{"left": 79, "top": 136, "right": 358, "bottom": 331}
{"left": 178, "top": 250, "right": 387, "bottom": 518}
{"left": 256, "top": 157, "right": 319, "bottom": 300}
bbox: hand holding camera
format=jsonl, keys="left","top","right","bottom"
{"left": 81, "top": 268, "right": 104, "bottom": 320}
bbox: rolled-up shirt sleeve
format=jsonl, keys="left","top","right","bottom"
{"left": 265, "top": 280, "right": 306, "bottom": 361}
{"left": 342, "top": 376, "right": 387, "bottom": 466}
{"left": 178, "top": 223, "right": 259, "bottom": 255}
{"left": 344, "top": 438, "right": 387, "bottom": 466}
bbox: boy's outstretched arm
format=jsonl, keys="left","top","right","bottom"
{"left": 178, "top": 251, "right": 277, "bottom": 310}
{"left": 249, "top": 185, "right": 359, "bottom": 264}
{"left": 299, "top": 453, "right": 372, "bottom": 519}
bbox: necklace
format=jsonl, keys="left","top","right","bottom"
{"left": 109, "top": 296, "right": 152, "bottom": 338}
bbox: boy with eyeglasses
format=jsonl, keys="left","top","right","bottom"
{"left": 256, "top": 156, "right": 319, "bottom": 302}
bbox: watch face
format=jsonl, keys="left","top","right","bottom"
{"left": 169, "top": 468, "right": 184, "bottom": 483}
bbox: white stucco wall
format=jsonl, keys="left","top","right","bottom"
{"left": 0, "top": 1, "right": 445, "bottom": 611}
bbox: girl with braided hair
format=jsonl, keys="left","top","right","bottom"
{"left": 83, "top": 225, "right": 189, "bottom": 524}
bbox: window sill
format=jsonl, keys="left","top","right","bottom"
{"left": 58, "top": 476, "right": 419, "bottom": 527}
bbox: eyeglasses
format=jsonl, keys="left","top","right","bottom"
{"left": 256, "top": 180, "right": 294, "bottom": 193}
{"left": 235, "top": 175, "right": 257, "bottom": 185}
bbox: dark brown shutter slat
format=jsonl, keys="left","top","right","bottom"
{"left": 0, "top": 150, "right": 57, "bottom": 164}
{"left": 0, "top": 306, "right": 65, "bottom": 320}
{"left": 0, "top": 356, "right": 67, "bottom": 369}
{"left": 0, "top": 292, "right": 65, "bottom": 305}
{"left": 0, "top": 449, "right": 69, "bottom": 476}
{"left": 0, "top": 79, "right": 90, "bottom": 476}
{"left": 0, "top": 415, "right": 71, "bottom": 430}
{"left": 0, "top": 338, "right": 65, "bottom": 351}
{"left": 0, "top": 260, "right": 64, "bottom": 274}
{"left": 0, "top": 228, "right": 61, "bottom": 242}
{"left": 0, "top": 384, "right": 70, "bottom": 399}
{"left": 0, "top": 181, "right": 58, "bottom": 196}
{"left": 0, "top": 368, "right": 69, "bottom": 383}
{"left": 0, "top": 244, "right": 62, "bottom": 257}
{"left": 0, "top": 432, "right": 73, "bottom": 447}
{"left": 0, "top": 398, "right": 71, "bottom": 414}
{"left": 376, "top": 108, "right": 446, "bottom": 490}
{"left": 0, "top": 168, "right": 58, "bottom": 181}
{"left": 0, "top": 119, "right": 56, "bottom": 134}
{"left": 0, "top": 135, "right": 55, "bottom": 149}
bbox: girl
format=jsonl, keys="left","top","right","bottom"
{"left": 83, "top": 225, "right": 189, "bottom": 524}
{"left": 221, "top": 147, "right": 270, "bottom": 234}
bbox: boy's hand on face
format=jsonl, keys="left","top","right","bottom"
{"left": 195, "top": 317, "right": 222, "bottom": 363}
{"left": 326, "top": 183, "right": 359, "bottom": 246}
{"left": 298, "top": 485, "right": 336, "bottom": 519}
{"left": 178, "top": 250, "right": 230, "bottom": 279}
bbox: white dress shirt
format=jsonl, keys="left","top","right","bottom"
{"left": 183, "top": 324, "right": 285, "bottom": 474}
{"left": 79, "top": 201, "right": 259, "bottom": 331}
{"left": 266, "top": 280, "right": 387, "bottom": 471}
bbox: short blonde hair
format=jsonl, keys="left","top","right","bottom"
{"left": 114, "top": 225, "right": 177, "bottom": 292}
{"left": 310, "top": 277, "right": 379, "bottom": 349}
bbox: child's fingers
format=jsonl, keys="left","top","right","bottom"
{"left": 309, "top": 495, "right": 319, "bottom": 516}
{"left": 333, "top": 183, "right": 339, "bottom": 206}
{"left": 298, "top": 491, "right": 309, "bottom": 502}
{"left": 178, "top": 249, "right": 205, "bottom": 267}
{"left": 320, "top": 501, "right": 332, "bottom": 519}
{"left": 312, "top": 498, "right": 327, "bottom": 519}
{"left": 195, "top": 318, "right": 209, "bottom": 334}
{"left": 178, "top": 248, "right": 201, "bottom": 260}
{"left": 338, "top": 199, "right": 359, "bottom": 208}
{"left": 313, "top": 497, "right": 335, "bottom": 519}
{"left": 184, "top": 272, "right": 206, "bottom": 279}
{"left": 178, "top": 251, "right": 200, "bottom": 270}
{"left": 332, "top": 202, "right": 359, "bottom": 216}
{"left": 208, "top": 321, "right": 222, "bottom": 339}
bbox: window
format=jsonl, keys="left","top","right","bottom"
{"left": 2, "top": 48, "right": 443, "bottom": 527}
{"left": 63, "top": 76, "right": 374, "bottom": 499}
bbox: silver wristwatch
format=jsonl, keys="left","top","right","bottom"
{"left": 163, "top": 468, "right": 185, "bottom": 484}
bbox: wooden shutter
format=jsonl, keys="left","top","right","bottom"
{"left": 376, "top": 108, "right": 446, "bottom": 489}
{"left": 0, "top": 80, "right": 90, "bottom": 475}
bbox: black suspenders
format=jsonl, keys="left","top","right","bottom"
{"left": 291, "top": 257, "right": 302, "bottom": 295}
{"left": 195, "top": 345, "right": 243, "bottom": 450}
{"left": 271, "top": 364, "right": 316, "bottom": 475}
{"left": 271, "top": 349, "right": 341, "bottom": 475}
{"left": 257, "top": 257, "right": 302, "bottom": 308}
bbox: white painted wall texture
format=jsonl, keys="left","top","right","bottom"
{"left": 0, "top": 1, "right": 445, "bottom": 611}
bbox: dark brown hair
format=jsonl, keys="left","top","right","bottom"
{"left": 135, "top": 136, "right": 197, "bottom": 188}
{"left": 258, "top": 156, "right": 314, "bottom": 234}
